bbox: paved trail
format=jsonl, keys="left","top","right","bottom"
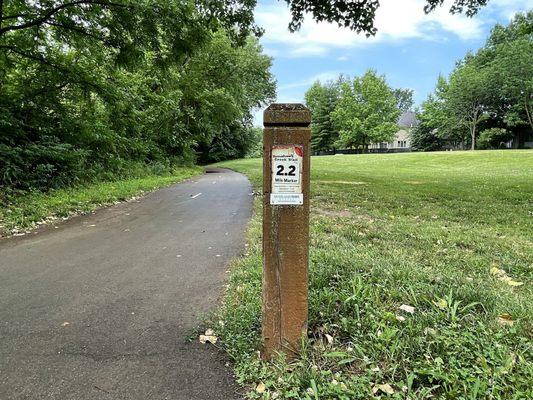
{"left": 0, "top": 169, "right": 252, "bottom": 400}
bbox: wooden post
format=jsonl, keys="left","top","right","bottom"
{"left": 262, "top": 103, "right": 311, "bottom": 360}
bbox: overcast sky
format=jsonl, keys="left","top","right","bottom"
{"left": 253, "top": 0, "right": 531, "bottom": 125}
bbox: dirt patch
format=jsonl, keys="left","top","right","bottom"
{"left": 404, "top": 180, "right": 426, "bottom": 185}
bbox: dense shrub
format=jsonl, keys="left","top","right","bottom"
{"left": 477, "top": 128, "right": 514, "bottom": 149}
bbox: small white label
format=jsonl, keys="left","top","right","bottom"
{"left": 271, "top": 145, "right": 303, "bottom": 205}
{"left": 270, "top": 193, "right": 303, "bottom": 205}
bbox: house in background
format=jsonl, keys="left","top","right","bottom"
{"left": 369, "top": 111, "right": 418, "bottom": 152}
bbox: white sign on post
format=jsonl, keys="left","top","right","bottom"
{"left": 270, "top": 145, "right": 303, "bottom": 205}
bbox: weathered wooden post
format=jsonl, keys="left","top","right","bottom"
{"left": 262, "top": 103, "right": 311, "bottom": 360}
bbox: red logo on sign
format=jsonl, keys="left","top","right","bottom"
{"left": 294, "top": 146, "right": 303, "bottom": 157}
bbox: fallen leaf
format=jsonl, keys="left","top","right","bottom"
{"left": 504, "top": 278, "right": 524, "bottom": 287}
{"left": 434, "top": 298, "right": 448, "bottom": 310}
{"left": 199, "top": 329, "right": 217, "bottom": 344}
{"left": 490, "top": 267, "right": 507, "bottom": 277}
{"left": 256, "top": 382, "right": 266, "bottom": 393}
{"left": 199, "top": 335, "right": 217, "bottom": 344}
{"left": 497, "top": 314, "right": 514, "bottom": 326}
{"left": 490, "top": 267, "right": 523, "bottom": 287}
{"left": 399, "top": 304, "right": 415, "bottom": 314}
{"left": 379, "top": 383, "right": 395, "bottom": 395}
{"left": 324, "top": 333, "right": 333, "bottom": 344}
{"left": 424, "top": 327, "right": 437, "bottom": 336}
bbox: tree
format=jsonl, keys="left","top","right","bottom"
{"left": 245, "top": 127, "right": 264, "bottom": 158}
{"left": 188, "top": 33, "right": 275, "bottom": 163}
{"left": 305, "top": 80, "right": 342, "bottom": 152}
{"left": 393, "top": 88, "right": 414, "bottom": 113}
{"left": 332, "top": 70, "right": 400, "bottom": 151}
{"left": 410, "top": 94, "right": 448, "bottom": 151}
{"left": 489, "top": 35, "right": 533, "bottom": 131}
{"left": 444, "top": 62, "right": 493, "bottom": 150}
{"left": 416, "top": 11, "right": 532, "bottom": 152}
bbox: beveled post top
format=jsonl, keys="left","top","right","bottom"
{"left": 264, "top": 103, "right": 311, "bottom": 127}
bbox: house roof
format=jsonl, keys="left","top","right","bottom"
{"left": 398, "top": 111, "right": 418, "bottom": 128}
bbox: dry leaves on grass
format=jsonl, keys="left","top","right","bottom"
{"left": 497, "top": 314, "right": 515, "bottom": 326}
{"left": 255, "top": 382, "right": 266, "bottom": 394}
{"left": 372, "top": 383, "right": 395, "bottom": 395}
{"left": 399, "top": 304, "right": 415, "bottom": 314}
{"left": 433, "top": 298, "right": 448, "bottom": 310}
{"left": 199, "top": 329, "right": 217, "bottom": 344}
{"left": 324, "top": 333, "right": 334, "bottom": 344}
{"left": 490, "top": 267, "right": 524, "bottom": 287}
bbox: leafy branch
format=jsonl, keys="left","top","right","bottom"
{"left": 0, "top": 0, "right": 129, "bottom": 37}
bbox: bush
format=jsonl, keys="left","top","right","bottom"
{"left": 477, "top": 128, "right": 514, "bottom": 149}
{"left": 0, "top": 139, "right": 89, "bottom": 192}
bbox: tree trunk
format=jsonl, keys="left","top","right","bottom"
{"left": 471, "top": 124, "right": 476, "bottom": 150}
{"left": 525, "top": 96, "right": 533, "bottom": 132}
{"left": 470, "top": 108, "right": 479, "bottom": 151}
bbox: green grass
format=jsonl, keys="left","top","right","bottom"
{"left": 0, "top": 166, "right": 201, "bottom": 237}
{"left": 212, "top": 150, "right": 533, "bottom": 399}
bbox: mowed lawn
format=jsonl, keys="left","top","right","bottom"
{"left": 213, "top": 150, "right": 532, "bottom": 399}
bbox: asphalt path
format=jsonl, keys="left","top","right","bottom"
{"left": 0, "top": 168, "right": 252, "bottom": 400}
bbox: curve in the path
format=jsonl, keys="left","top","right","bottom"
{"left": 0, "top": 168, "right": 252, "bottom": 400}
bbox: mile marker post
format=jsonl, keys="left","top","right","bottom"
{"left": 262, "top": 103, "right": 311, "bottom": 360}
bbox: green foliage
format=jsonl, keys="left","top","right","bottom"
{"left": 189, "top": 33, "right": 275, "bottom": 163}
{"left": 478, "top": 128, "right": 514, "bottom": 150}
{"left": 444, "top": 62, "right": 493, "bottom": 150}
{"left": 411, "top": 87, "right": 452, "bottom": 151}
{"left": 488, "top": 35, "right": 533, "bottom": 130}
{"left": 0, "top": 2, "right": 274, "bottom": 192}
{"left": 246, "top": 127, "right": 264, "bottom": 158}
{"left": 410, "top": 123, "right": 445, "bottom": 152}
{"left": 305, "top": 80, "right": 342, "bottom": 152}
{"left": 332, "top": 70, "right": 400, "bottom": 151}
{"left": 416, "top": 12, "right": 533, "bottom": 150}
{"left": 393, "top": 88, "right": 415, "bottom": 113}
{"left": 214, "top": 150, "right": 533, "bottom": 399}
